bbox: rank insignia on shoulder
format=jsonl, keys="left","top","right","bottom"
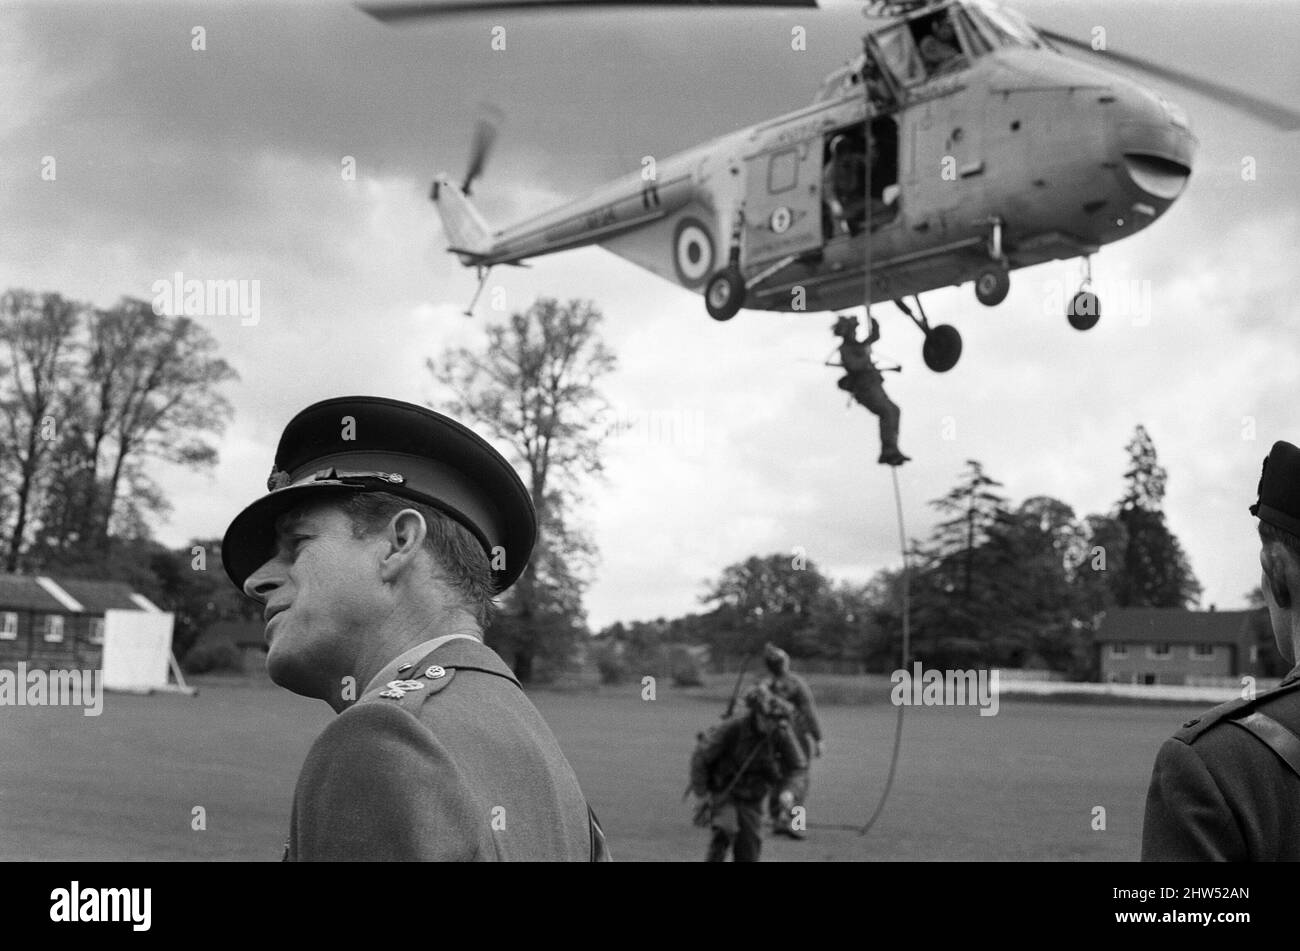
{"left": 379, "top": 689, "right": 405, "bottom": 700}
{"left": 388, "top": 680, "right": 425, "bottom": 692}
{"left": 425, "top": 665, "right": 446, "bottom": 679}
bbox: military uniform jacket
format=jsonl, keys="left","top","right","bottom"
{"left": 766, "top": 672, "right": 823, "bottom": 755}
{"left": 691, "top": 717, "right": 807, "bottom": 803}
{"left": 1141, "top": 665, "right": 1300, "bottom": 861}
{"left": 286, "top": 636, "right": 607, "bottom": 861}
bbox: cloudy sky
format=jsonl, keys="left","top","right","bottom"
{"left": 2, "top": 0, "right": 1297, "bottom": 628}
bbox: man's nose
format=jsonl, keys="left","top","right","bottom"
{"left": 243, "top": 557, "right": 283, "bottom": 601}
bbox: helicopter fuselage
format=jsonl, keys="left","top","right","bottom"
{"left": 433, "top": 35, "right": 1195, "bottom": 318}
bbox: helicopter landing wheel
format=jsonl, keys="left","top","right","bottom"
{"left": 705, "top": 266, "right": 745, "bottom": 322}
{"left": 922, "top": 324, "right": 962, "bottom": 373}
{"left": 974, "top": 267, "right": 1010, "bottom": 307}
{"left": 1067, "top": 288, "right": 1100, "bottom": 331}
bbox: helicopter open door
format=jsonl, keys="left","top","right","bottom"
{"left": 742, "top": 138, "right": 824, "bottom": 268}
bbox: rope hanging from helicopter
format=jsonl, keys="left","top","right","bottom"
{"left": 803, "top": 41, "right": 910, "bottom": 838}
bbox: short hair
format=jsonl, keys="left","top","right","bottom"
{"left": 1259, "top": 520, "right": 1300, "bottom": 561}
{"left": 336, "top": 492, "right": 497, "bottom": 627}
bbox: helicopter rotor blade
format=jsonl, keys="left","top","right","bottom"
{"left": 463, "top": 106, "right": 503, "bottom": 196}
{"left": 362, "top": 0, "right": 817, "bottom": 21}
{"left": 1038, "top": 28, "right": 1300, "bottom": 131}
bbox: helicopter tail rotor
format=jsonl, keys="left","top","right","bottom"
{"left": 462, "top": 104, "right": 503, "bottom": 196}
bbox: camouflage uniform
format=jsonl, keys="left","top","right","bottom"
{"left": 763, "top": 648, "right": 824, "bottom": 834}
{"left": 691, "top": 689, "right": 807, "bottom": 862}
{"left": 832, "top": 315, "right": 907, "bottom": 466}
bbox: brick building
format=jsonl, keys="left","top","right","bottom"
{"left": 0, "top": 574, "right": 156, "bottom": 671}
{"left": 1095, "top": 607, "right": 1271, "bottom": 685}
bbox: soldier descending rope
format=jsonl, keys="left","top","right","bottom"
{"left": 827, "top": 314, "right": 910, "bottom": 466}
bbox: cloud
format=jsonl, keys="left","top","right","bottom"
{"left": 2, "top": 0, "right": 1297, "bottom": 630}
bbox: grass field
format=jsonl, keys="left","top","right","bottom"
{"left": 0, "top": 675, "right": 1200, "bottom": 861}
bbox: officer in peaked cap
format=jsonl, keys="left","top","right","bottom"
{"left": 223, "top": 395, "right": 609, "bottom": 861}
{"left": 1141, "top": 440, "right": 1300, "bottom": 860}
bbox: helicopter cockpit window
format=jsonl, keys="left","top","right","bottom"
{"left": 964, "top": 0, "right": 1045, "bottom": 51}
{"left": 910, "top": 9, "right": 969, "bottom": 78}
{"left": 873, "top": 23, "right": 927, "bottom": 88}
{"left": 951, "top": 5, "right": 993, "bottom": 58}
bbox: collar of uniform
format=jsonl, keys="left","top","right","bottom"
{"left": 1280, "top": 663, "right": 1300, "bottom": 688}
{"left": 362, "top": 631, "right": 481, "bottom": 697}
{"left": 420, "top": 636, "right": 522, "bottom": 689}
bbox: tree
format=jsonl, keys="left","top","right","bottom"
{"left": 862, "top": 565, "right": 909, "bottom": 672}
{"left": 0, "top": 290, "right": 79, "bottom": 571}
{"left": 149, "top": 538, "right": 262, "bottom": 659}
{"left": 1002, "top": 497, "right": 1095, "bottom": 677}
{"left": 907, "top": 460, "right": 1024, "bottom": 666}
{"left": 0, "top": 292, "right": 237, "bottom": 575}
{"left": 926, "top": 459, "right": 1011, "bottom": 601}
{"left": 431, "top": 298, "right": 616, "bottom": 682}
{"left": 1111, "top": 426, "right": 1202, "bottom": 608}
{"left": 700, "top": 552, "right": 831, "bottom": 662}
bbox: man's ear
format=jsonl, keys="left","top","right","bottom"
{"left": 1262, "top": 543, "right": 1293, "bottom": 610}
{"left": 379, "top": 509, "right": 428, "bottom": 581}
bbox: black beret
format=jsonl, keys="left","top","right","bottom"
{"left": 222, "top": 396, "right": 536, "bottom": 593}
{"left": 1250, "top": 440, "right": 1300, "bottom": 537}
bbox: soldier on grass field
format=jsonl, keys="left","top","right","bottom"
{"left": 1141, "top": 440, "right": 1300, "bottom": 861}
{"left": 690, "top": 684, "right": 806, "bottom": 862}
{"left": 222, "top": 395, "right": 610, "bottom": 861}
{"left": 762, "top": 644, "right": 825, "bottom": 838}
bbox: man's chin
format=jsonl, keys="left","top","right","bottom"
{"left": 266, "top": 641, "right": 318, "bottom": 699}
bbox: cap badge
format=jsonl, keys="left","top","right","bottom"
{"left": 267, "top": 466, "right": 292, "bottom": 492}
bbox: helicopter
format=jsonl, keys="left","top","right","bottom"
{"left": 368, "top": 0, "right": 1299, "bottom": 373}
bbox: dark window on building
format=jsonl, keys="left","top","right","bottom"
{"left": 42, "top": 614, "right": 65, "bottom": 643}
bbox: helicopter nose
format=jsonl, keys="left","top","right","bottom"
{"left": 1114, "top": 90, "right": 1196, "bottom": 202}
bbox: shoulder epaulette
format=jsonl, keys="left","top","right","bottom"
{"left": 1175, "top": 677, "right": 1300, "bottom": 744}
{"left": 362, "top": 653, "right": 458, "bottom": 711}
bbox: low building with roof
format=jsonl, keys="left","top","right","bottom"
{"left": 1095, "top": 607, "right": 1272, "bottom": 685}
{"left": 0, "top": 574, "right": 157, "bottom": 671}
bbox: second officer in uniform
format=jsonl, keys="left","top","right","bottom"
{"left": 1141, "top": 439, "right": 1300, "bottom": 860}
